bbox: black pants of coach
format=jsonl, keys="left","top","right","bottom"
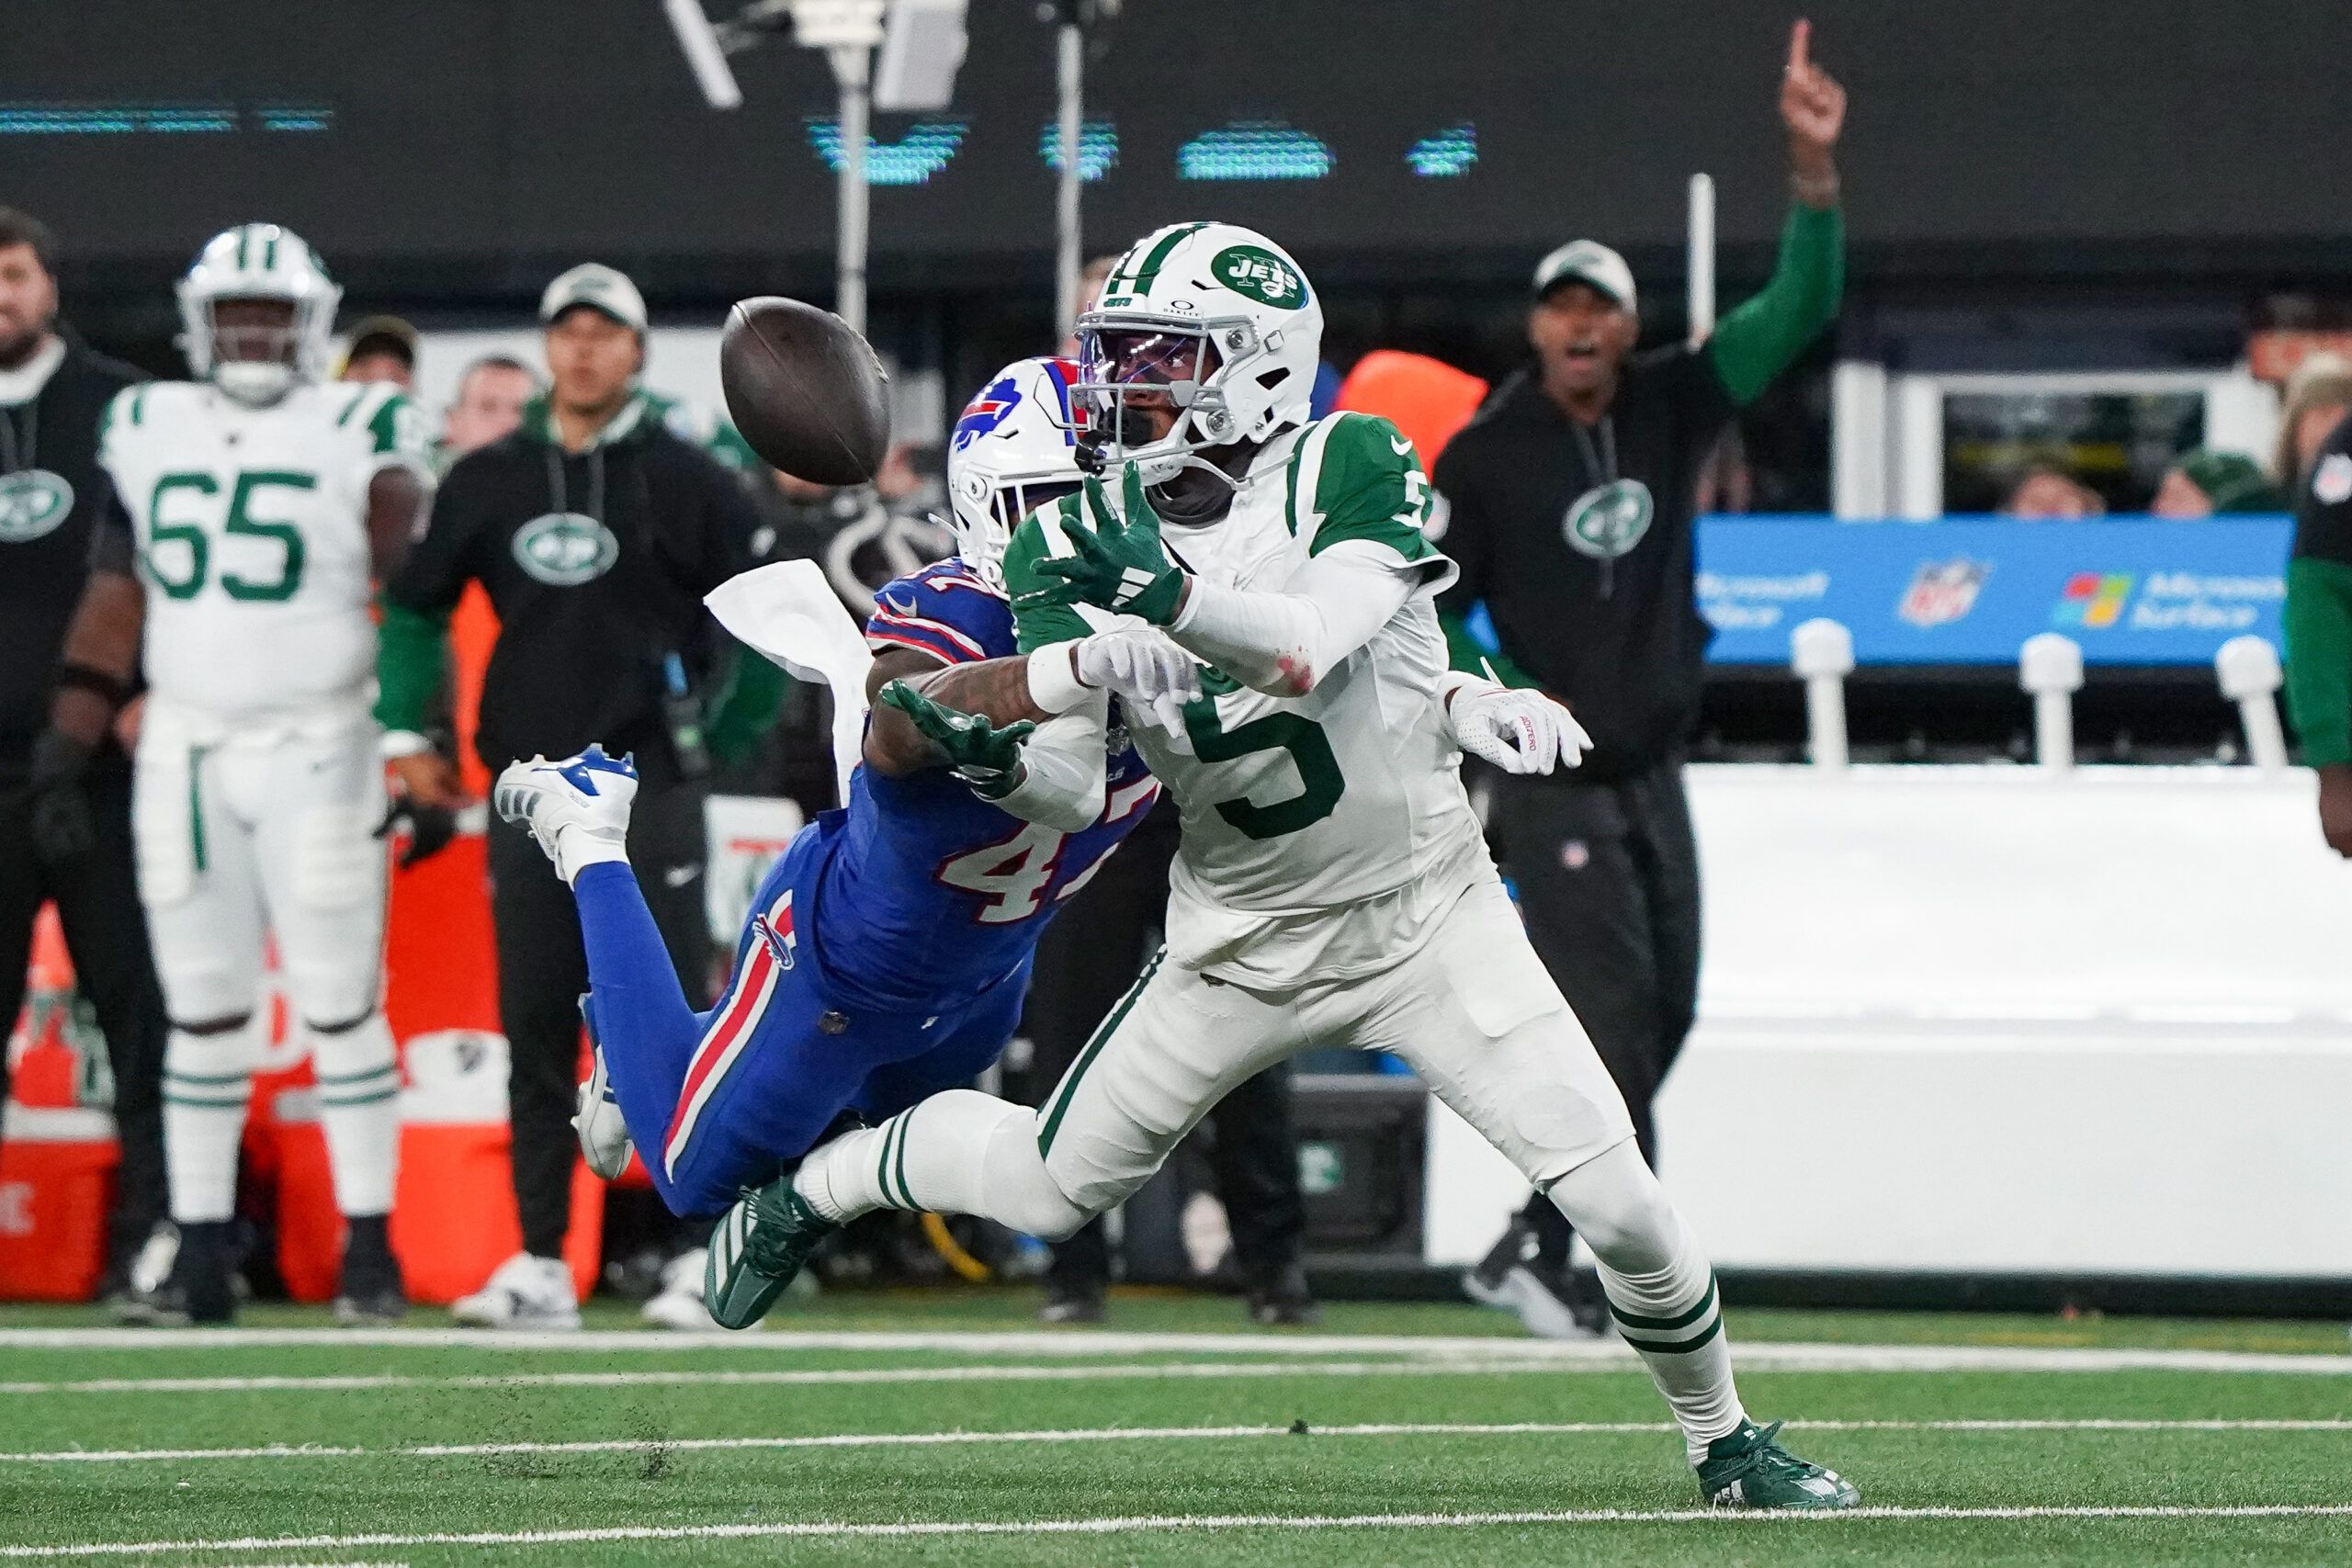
{"left": 487, "top": 780, "right": 712, "bottom": 1261}
{"left": 1485, "top": 756, "right": 1702, "bottom": 1268}
{"left": 1019, "top": 799, "right": 1306, "bottom": 1294}
{"left": 0, "top": 761, "right": 169, "bottom": 1281}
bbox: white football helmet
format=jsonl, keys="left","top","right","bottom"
{"left": 1072, "top": 221, "right": 1323, "bottom": 485}
{"left": 945, "top": 355, "right": 1086, "bottom": 592}
{"left": 176, "top": 223, "right": 341, "bottom": 405}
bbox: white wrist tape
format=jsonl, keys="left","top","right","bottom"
{"left": 1026, "top": 643, "right": 1091, "bottom": 715}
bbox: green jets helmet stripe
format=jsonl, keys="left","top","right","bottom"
{"left": 1105, "top": 221, "right": 1211, "bottom": 298}
{"left": 1293, "top": 412, "right": 1447, "bottom": 571}
{"left": 1003, "top": 501, "right": 1094, "bottom": 653}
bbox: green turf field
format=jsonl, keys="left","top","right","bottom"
{"left": 4, "top": 1291, "right": 2349, "bottom": 1564}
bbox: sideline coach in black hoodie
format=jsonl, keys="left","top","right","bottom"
{"left": 1435, "top": 24, "right": 1846, "bottom": 1325}
{"left": 377, "top": 265, "right": 769, "bottom": 1325}
{"left": 0, "top": 208, "right": 168, "bottom": 1294}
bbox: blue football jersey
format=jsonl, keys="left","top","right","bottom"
{"left": 797, "top": 559, "right": 1157, "bottom": 1015}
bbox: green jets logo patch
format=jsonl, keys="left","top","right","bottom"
{"left": 512, "top": 512, "right": 618, "bottom": 585}
{"left": 1562, "top": 479, "right": 1654, "bottom": 560}
{"left": 0, "top": 469, "right": 74, "bottom": 543}
{"left": 1210, "top": 245, "right": 1306, "bottom": 309}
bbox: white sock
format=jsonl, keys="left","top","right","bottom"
{"left": 311, "top": 1012, "right": 401, "bottom": 1217}
{"left": 1547, "top": 1143, "right": 1747, "bottom": 1464}
{"left": 162, "top": 1021, "right": 258, "bottom": 1224}
{"left": 794, "top": 1089, "right": 1089, "bottom": 1241}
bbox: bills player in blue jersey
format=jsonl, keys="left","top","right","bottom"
{"left": 491, "top": 357, "right": 1193, "bottom": 1236}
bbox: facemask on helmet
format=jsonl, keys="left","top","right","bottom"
{"left": 944, "top": 355, "right": 1086, "bottom": 592}
{"left": 176, "top": 224, "right": 341, "bottom": 406}
{"left": 1069, "top": 221, "right": 1322, "bottom": 487}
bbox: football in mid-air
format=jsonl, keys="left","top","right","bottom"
{"left": 719, "top": 297, "right": 891, "bottom": 486}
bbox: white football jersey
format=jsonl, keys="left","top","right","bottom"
{"left": 1009, "top": 412, "right": 1489, "bottom": 986}
{"left": 100, "top": 379, "right": 428, "bottom": 723}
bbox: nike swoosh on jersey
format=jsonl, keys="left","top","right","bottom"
{"left": 662, "top": 863, "right": 701, "bottom": 887}
{"left": 1388, "top": 435, "right": 1414, "bottom": 457}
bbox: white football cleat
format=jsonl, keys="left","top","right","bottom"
{"left": 574, "top": 1038, "right": 634, "bottom": 1181}
{"left": 640, "top": 1248, "right": 726, "bottom": 1332}
{"left": 494, "top": 745, "right": 638, "bottom": 883}
{"left": 449, "top": 1251, "right": 582, "bottom": 1331}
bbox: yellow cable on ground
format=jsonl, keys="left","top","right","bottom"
{"left": 922, "top": 1213, "right": 992, "bottom": 1282}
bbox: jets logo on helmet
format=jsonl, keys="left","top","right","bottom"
{"left": 945, "top": 356, "right": 1086, "bottom": 592}
{"left": 176, "top": 223, "right": 342, "bottom": 406}
{"left": 1072, "top": 221, "right": 1323, "bottom": 486}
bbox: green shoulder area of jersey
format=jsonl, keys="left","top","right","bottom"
{"left": 338, "top": 383, "right": 432, "bottom": 468}
{"left": 1003, "top": 495, "right": 1093, "bottom": 654}
{"left": 1287, "top": 411, "right": 1441, "bottom": 563}
{"left": 96, "top": 384, "right": 146, "bottom": 452}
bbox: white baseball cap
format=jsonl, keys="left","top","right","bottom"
{"left": 1532, "top": 239, "right": 1637, "bottom": 315}
{"left": 539, "top": 263, "right": 648, "bottom": 334}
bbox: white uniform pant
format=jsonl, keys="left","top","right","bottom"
{"left": 1035, "top": 874, "right": 1637, "bottom": 1222}
{"left": 132, "top": 705, "right": 389, "bottom": 1030}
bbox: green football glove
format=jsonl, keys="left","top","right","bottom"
{"left": 1017, "top": 463, "right": 1189, "bottom": 626}
{"left": 876, "top": 680, "right": 1036, "bottom": 799}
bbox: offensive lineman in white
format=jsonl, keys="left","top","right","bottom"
{"left": 46, "top": 224, "right": 432, "bottom": 1324}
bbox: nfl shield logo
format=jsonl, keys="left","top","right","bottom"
{"left": 1898, "top": 558, "right": 1989, "bottom": 628}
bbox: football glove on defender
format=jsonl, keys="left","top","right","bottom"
{"left": 1017, "top": 464, "right": 1189, "bottom": 626}
{"left": 877, "top": 680, "right": 1036, "bottom": 799}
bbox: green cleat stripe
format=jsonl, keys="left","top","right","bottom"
{"left": 1619, "top": 1314, "right": 1725, "bottom": 1356}
{"left": 1608, "top": 1275, "right": 1717, "bottom": 1333}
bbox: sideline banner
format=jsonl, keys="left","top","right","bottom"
{"left": 1694, "top": 515, "right": 2292, "bottom": 667}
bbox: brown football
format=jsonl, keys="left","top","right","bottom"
{"left": 718, "top": 297, "right": 891, "bottom": 486}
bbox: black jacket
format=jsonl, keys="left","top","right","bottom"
{"left": 0, "top": 329, "right": 143, "bottom": 777}
{"left": 380, "top": 393, "right": 765, "bottom": 787}
{"left": 1434, "top": 354, "right": 1735, "bottom": 782}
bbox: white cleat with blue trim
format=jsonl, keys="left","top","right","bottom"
{"left": 494, "top": 745, "right": 638, "bottom": 885}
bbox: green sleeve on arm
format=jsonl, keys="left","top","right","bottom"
{"left": 2286, "top": 557, "right": 2352, "bottom": 767}
{"left": 707, "top": 643, "right": 790, "bottom": 767}
{"left": 373, "top": 599, "right": 451, "bottom": 735}
{"left": 1706, "top": 201, "right": 1845, "bottom": 407}
{"left": 1003, "top": 506, "right": 1093, "bottom": 654}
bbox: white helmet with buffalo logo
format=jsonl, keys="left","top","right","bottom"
{"left": 944, "top": 355, "right": 1086, "bottom": 592}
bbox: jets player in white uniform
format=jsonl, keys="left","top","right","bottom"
{"left": 48, "top": 224, "right": 433, "bottom": 1324}
{"left": 513, "top": 223, "right": 1854, "bottom": 1509}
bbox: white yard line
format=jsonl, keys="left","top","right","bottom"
{"left": 0, "top": 1359, "right": 1566, "bottom": 1396}
{"left": 8, "top": 1504, "right": 2352, "bottom": 1559}
{"left": 3, "top": 1326, "right": 2349, "bottom": 1377}
{"left": 8, "top": 1417, "right": 2352, "bottom": 1466}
